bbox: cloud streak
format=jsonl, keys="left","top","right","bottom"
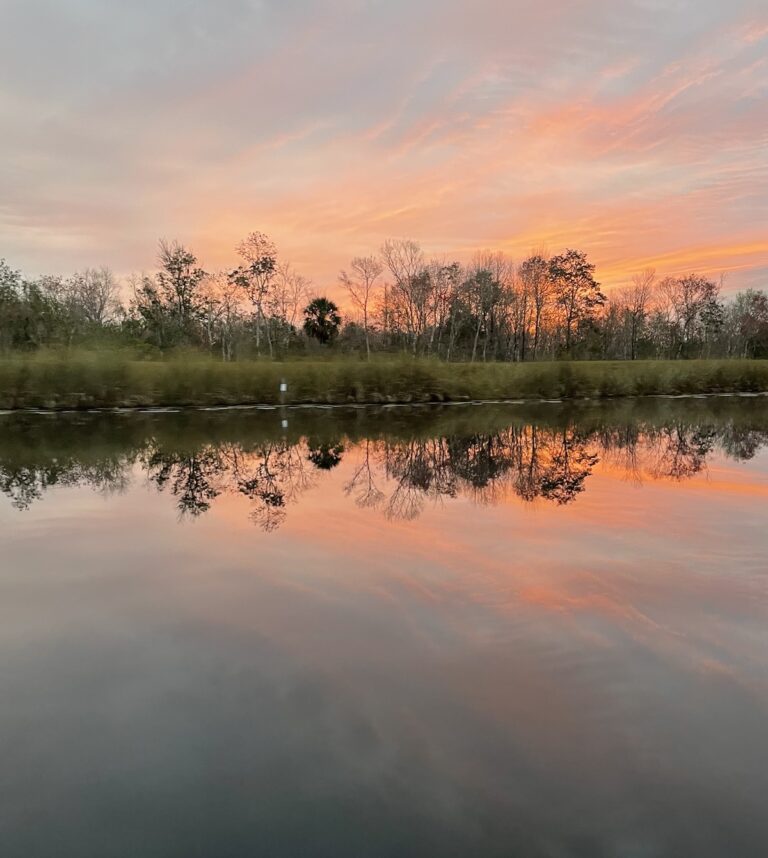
{"left": 0, "top": 0, "right": 766, "bottom": 293}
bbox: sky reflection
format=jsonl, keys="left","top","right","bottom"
{"left": 0, "top": 403, "right": 766, "bottom": 856}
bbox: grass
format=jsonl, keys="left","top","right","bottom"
{"left": 0, "top": 351, "right": 766, "bottom": 410}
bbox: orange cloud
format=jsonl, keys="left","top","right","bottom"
{"left": 2, "top": 0, "right": 766, "bottom": 296}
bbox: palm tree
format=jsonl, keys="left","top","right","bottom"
{"left": 303, "top": 297, "right": 341, "bottom": 345}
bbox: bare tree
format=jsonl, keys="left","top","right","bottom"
{"left": 659, "top": 273, "right": 721, "bottom": 357}
{"left": 70, "top": 267, "right": 122, "bottom": 325}
{"left": 272, "top": 262, "right": 310, "bottom": 331}
{"left": 200, "top": 271, "right": 244, "bottom": 360}
{"left": 381, "top": 238, "right": 429, "bottom": 354}
{"left": 518, "top": 253, "right": 551, "bottom": 360}
{"left": 471, "top": 250, "right": 514, "bottom": 361}
{"left": 230, "top": 231, "right": 277, "bottom": 356}
{"left": 615, "top": 268, "right": 656, "bottom": 359}
{"left": 340, "top": 255, "right": 383, "bottom": 359}
{"left": 429, "top": 260, "right": 462, "bottom": 359}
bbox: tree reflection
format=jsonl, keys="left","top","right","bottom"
{"left": 307, "top": 439, "right": 345, "bottom": 471}
{"left": 539, "top": 431, "right": 599, "bottom": 505}
{"left": 142, "top": 439, "right": 318, "bottom": 531}
{"left": 143, "top": 447, "right": 224, "bottom": 517}
{"left": 0, "top": 407, "right": 766, "bottom": 530}
{"left": 648, "top": 426, "right": 716, "bottom": 480}
{"left": 0, "top": 458, "right": 129, "bottom": 511}
{"left": 344, "top": 441, "right": 385, "bottom": 509}
{"left": 236, "top": 443, "right": 313, "bottom": 532}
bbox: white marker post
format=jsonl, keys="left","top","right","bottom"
{"left": 279, "top": 380, "right": 288, "bottom": 430}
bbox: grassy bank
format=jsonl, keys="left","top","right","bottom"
{"left": 0, "top": 352, "right": 766, "bottom": 410}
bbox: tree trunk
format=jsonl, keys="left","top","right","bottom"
{"left": 471, "top": 316, "right": 482, "bottom": 363}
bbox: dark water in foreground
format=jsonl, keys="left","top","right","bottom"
{"left": 1, "top": 399, "right": 767, "bottom": 858}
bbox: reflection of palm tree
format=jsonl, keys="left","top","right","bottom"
{"left": 307, "top": 439, "right": 345, "bottom": 470}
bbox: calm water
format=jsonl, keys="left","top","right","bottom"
{"left": 1, "top": 399, "right": 767, "bottom": 857}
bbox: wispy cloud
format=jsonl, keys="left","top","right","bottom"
{"left": 0, "top": 0, "right": 766, "bottom": 292}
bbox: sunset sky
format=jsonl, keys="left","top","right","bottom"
{"left": 1, "top": 0, "right": 767, "bottom": 294}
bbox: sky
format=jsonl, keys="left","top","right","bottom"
{"left": 1, "top": 0, "right": 767, "bottom": 295}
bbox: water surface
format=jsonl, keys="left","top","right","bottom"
{"left": 1, "top": 399, "right": 767, "bottom": 857}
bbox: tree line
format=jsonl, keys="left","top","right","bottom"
{"left": 2, "top": 232, "right": 767, "bottom": 360}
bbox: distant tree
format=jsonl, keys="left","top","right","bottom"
{"left": 615, "top": 268, "right": 656, "bottom": 360}
{"left": 548, "top": 249, "right": 606, "bottom": 354}
{"left": 131, "top": 275, "right": 171, "bottom": 348}
{"left": 518, "top": 254, "right": 551, "bottom": 360}
{"left": 659, "top": 273, "right": 721, "bottom": 357}
{"left": 381, "top": 238, "right": 429, "bottom": 354}
{"left": 732, "top": 290, "right": 768, "bottom": 357}
{"left": 470, "top": 250, "right": 514, "bottom": 362}
{"left": 69, "top": 267, "right": 122, "bottom": 325}
{"left": 340, "top": 255, "right": 383, "bottom": 360}
{"left": 3, "top": 237, "right": 768, "bottom": 365}
{"left": 303, "top": 297, "right": 342, "bottom": 345}
{"left": 16, "top": 274, "right": 88, "bottom": 347}
{"left": 127, "top": 242, "right": 204, "bottom": 349}
{"left": 465, "top": 268, "right": 497, "bottom": 362}
{"left": 156, "top": 240, "right": 207, "bottom": 338}
{"left": 230, "top": 231, "right": 278, "bottom": 356}
{"left": 198, "top": 271, "right": 246, "bottom": 360}
{"left": 273, "top": 262, "right": 310, "bottom": 330}
{"left": 427, "top": 260, "right": 462, "bottom": 359}
{"left": 0, "top": 259, "right": 23, "bottom": 351}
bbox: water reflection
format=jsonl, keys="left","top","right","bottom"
{"left": 1, "top": 398, "right": 766, "bottom": 529}
{"left": 1, "top": 399, "right": 767, "bottom": 858}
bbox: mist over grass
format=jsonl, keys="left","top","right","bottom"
{"left": 0, "top": 351, "right": 766, "bottom": 410}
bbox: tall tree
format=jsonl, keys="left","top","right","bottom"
{"left": 616, "top": 268, "right": 655, "bottom": 360}
{"left": 659, "top": 273, "right": 721, "bottom": 357}
{"left": 731, "top": 290, "right": 768, "bottom": 357}
{"left": 518, "top": 254, "right": 551, "bottom": 360}
{"left": 381, "top": 238, "right": 430, "bottom": 354}
{"left": 69, "top": 267, "right": 122, "bottom": 326}
{"left": 0, "top": 259, "right": 23, "bottom": 352}
{"left": 340, "top": 255, "right": 383, "bottom": 360}
{"left": 230, "top": 231, "right": 277, "bottom": 356}
{"left": 548, "top": 249, "right": 606, "bottom": 354}
{"left": 156, "top": 240, "right": 207, "bottom": 338}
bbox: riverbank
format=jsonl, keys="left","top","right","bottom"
{"left": 0, "top": 353, "right": 766, "bottom": 410}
